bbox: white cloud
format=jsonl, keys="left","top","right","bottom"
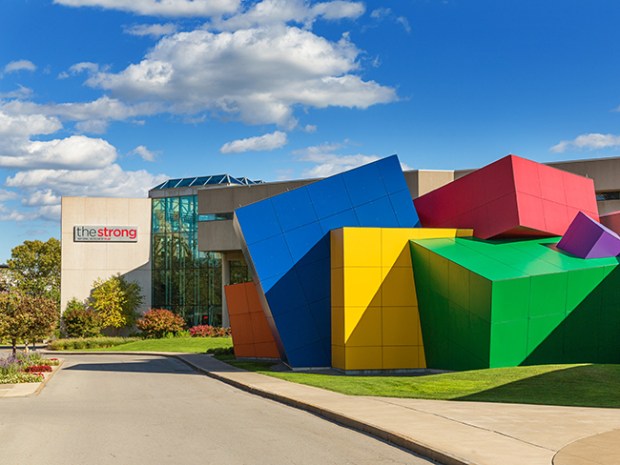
{"left": 21, "top": 189, "right": 61, "bottom": 207}
{"left": 54, "top": 0, "right": 240, "bottom": 17}
{"left": 129, "top": 144, "right": 157, "bottom": 161}
{"left": 0, "top": 190, "right": 18, "bottom": 201}
{"left": 87, "top": 26, "right": 397, "bottom": 126}
{"left": 0, "top": 207, "right": 36, "bottom": 222}
{"left": 303, "top": 124, "right": 317, "bottom": 133}
{"left": 295, "top": 141, "right": 379, "bottom": 177}
{"left": 2, "top": 159, "right": 167, "bottom": 222}
{"left": 396, "top": 16, "right": 412, "bottom": 34}
{"left": 369, "top": 7, "right": 411, "bottom": 33}
{"left": 311, "top": 1, "right": 364, "bottom": 20}
{"left": 2, "top": 96, "right": 160, "bottom": 129}
{"left": 124, "top": 23, "right": 178, "bottom": 37}
{"left": 0, "top": 106, "right": 166, "bottom": 222}
{"left": 550, "top": 133, "right": 620, "bottom": 153}
{"left": 370, "top": 7, "right": 391, "bottom": 19}
{"left": 295, "top": 140, "right": 409, "bottom": 177}
{"left": 58, "top": 62, "right": 106, "bottom": 79}
{"left": 214, "top": 0, "right": 364, "bottom": 30}
{"left": 0, "top": 135, "right": 117, "bottom": 169}
{"left": 7, "top": 164, "right": 167, "bottom": 199}
{"left": 220, "top": 130, "right": 287, "bottom": 153}
{"left": 0, "top": 86, "right": 34, "bottom": 100}
{"left": 303, "top": 153, "right": 380, "bottom": 177}
{"left": 75, "top": 119, "right": 109, "bottom": 134}
{"left": 0, "top": 111, "right": 62, "bottom": 138}
{"left": 4, "top": 60, "right": 36, "bottom": 74}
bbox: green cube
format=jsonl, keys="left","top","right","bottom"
{"left": 410, "top": 237, "right": 619, "bottom": 370}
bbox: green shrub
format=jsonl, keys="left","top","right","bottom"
{"left": 206, "top": 346, "right": 234, "bottom": 356}
{"left": 62, "top": 299, "right": 102, "bottom": 338}
{"left": 136, "top": 309, "right": 185, "bottom": 338}
{"left": 47, "top": 336, "right": 140, "bottom": 350}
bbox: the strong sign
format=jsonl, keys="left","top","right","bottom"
{"left": 73, "top": 225, "right": 138, "bottom": 242}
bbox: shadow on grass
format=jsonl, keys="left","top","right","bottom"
{"left": 455, "top": 364, "right": 620, "bottom": 408}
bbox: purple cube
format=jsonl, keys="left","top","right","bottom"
{"left": 558, "top": 211, "right": 620, "bottom": 258}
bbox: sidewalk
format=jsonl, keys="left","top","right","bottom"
{"left": 32, "top": 351, "right": 620, "bottom": 465}
{"left": 176, "top": 354, "right": 620, "bottom": 465}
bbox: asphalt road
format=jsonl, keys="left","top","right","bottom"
{"left": 0, "top": 354, "right": 432, "bottom": 465}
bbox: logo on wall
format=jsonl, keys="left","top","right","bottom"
{"left": 74, "top": 226, "right": 138, "bottom": 242}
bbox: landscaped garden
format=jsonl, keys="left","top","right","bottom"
{"left": 0, "top": 352, "right": 60, "bottom": 384}
{"left": 48, "top": 334, "right": 233, "bottom": 354}
{"left": 48, "top": 306, "right": 234, "bottom": 354}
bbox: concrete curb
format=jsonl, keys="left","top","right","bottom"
{"left": 32, "top": 359, "right": 64, "bottom": 397}
{"left": 178, "top": 356, "right": 471, "bottom": 465}
{"left": 42, "top": 351, "right": 469, "bottom": 465}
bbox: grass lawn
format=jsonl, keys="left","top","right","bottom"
{"left": 86, "top": 337, "right": 232, "bottom": 353}
{"left": 226, "top": 360, "right": 620, "bottom": 408}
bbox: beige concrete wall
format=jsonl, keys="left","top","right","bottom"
{"left": 548, "top": 157, "right": 620, "bottom": 192}
{"left": 597, "top": 199, "right": 620, "bottom": 216}
{"left": 60, "top": 197, "right": 152, "bottom": 313}
{"left": 197, "top": 179, "right": 315, "bottom": 214}
{"left": 404, "top": 170, "right": 456, "bottom": 197}
{"left": 416, "top": 170, "right": 455, "bottom": 196}
{"left": 198, "top": 220, "right": 240, "bottom": 252}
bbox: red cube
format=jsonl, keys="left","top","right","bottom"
{"left": 414, "top": 154, "right": 599, "bottom": 239}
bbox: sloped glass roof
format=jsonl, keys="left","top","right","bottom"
{"left": 151, "top": 174, "right": 264, "bottom": 190}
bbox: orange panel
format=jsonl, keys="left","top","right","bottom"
{"left": 233, "top": 343, "right": 257, "bottom": 359}
{"left": 225, "top": 283, "right": 249, "bottom": 316}
{"left": 250, "top": 311, "right": 275, "bottom": 344}
{"left": 254, "top": 342, "right": 280, "bottom": 359}
{"left": 225, "top": 282, "right": 281, "bottom": 360}
{"left": 246, "top": 281, "right": 263, "bottom": 312}
{"left": 229, "top": 313, "right": 254, "bottom": 345}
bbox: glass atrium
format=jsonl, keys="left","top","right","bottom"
{"left": 150, "top": 175, "right": 259, "bottom": 327}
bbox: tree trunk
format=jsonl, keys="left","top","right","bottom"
{"left": 11, "top": 338, "right": 17, "bottom": 356}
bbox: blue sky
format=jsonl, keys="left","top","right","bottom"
{"left": 1, "top": 0, "right": 620, "bottom": 260}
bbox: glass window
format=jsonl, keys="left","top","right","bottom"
{"left": 198, "top": 212, "right": 234, "bottom": 222}
{"left": 151, "top": 195, "right": 222, "bottom": 327}
{"left": 230, "top": 259, "right": 252, "bottom": 284}
{"left": 597, "top": 192, "right": 620, "bottom": 201}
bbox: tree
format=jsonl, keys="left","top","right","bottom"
{"left": 62, "top": 298, "right": 102, "bottom": 338}
{"left": 7, "top": 238, "right": 60, "bottom": 302}
{"left": 0, "top": 291, "right": 59, "bottom": 355}
{"left": 90, "top": 275, "right": 143, "bottom": 330}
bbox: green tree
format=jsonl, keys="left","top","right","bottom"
{"left": 7, "top": 238, "right": 61, "bottom": 301}
{"left": 0, "top": 291, "right": 59, "bottom": 355}
{"left": 90, "top": 275, "right": 143, "bottom": 330}
{"left": 62, "top": 298, "right": 102, "bottom": 338}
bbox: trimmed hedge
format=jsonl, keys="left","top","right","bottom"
{"left": 47, "top": 337, "right": 140, "bottom": 350}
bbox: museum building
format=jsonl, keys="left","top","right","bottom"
{"left": 60, "top": 155, "right": 620, "bottom": 339}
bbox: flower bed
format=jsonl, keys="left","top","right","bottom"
{"left": 189, "top": 325, "right": 231, "bottom": 337}
{"left": 0, "top": 352, "right": 59, "bottom": 384}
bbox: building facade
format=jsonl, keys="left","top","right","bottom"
{"left": 60, "top": 156, "right": 620, "bottom": 327}
{"left": 60, "top": 197, "right": 152, "bottom": 314}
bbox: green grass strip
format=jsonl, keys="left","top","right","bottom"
{"left": 227, "top": 361, "right": 620, "bottom": 408}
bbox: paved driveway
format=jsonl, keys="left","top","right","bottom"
{"left": 0, "top": 354, "right": 430, "bottom": 465}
